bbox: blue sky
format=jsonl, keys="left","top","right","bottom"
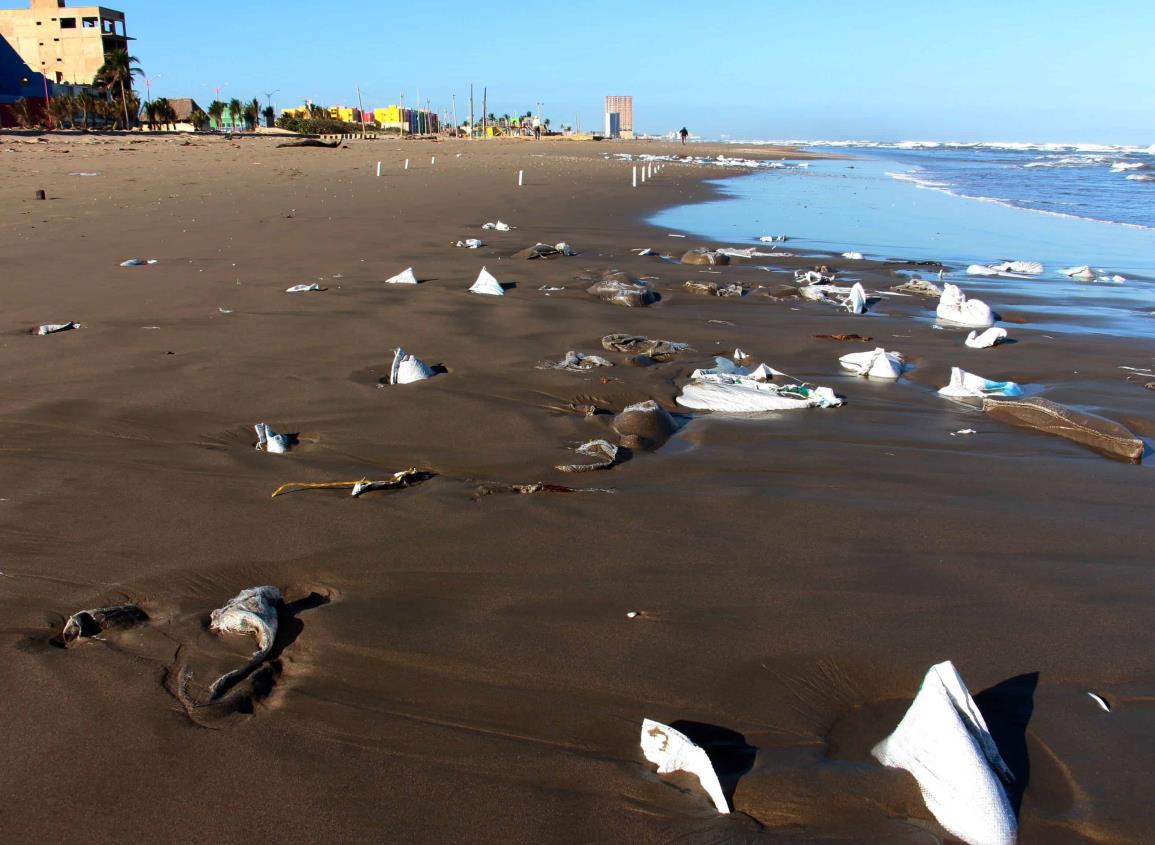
{"left": 96, "top": 0, "right": 1155, "bottom": 144}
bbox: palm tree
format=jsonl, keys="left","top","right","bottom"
{"left": 190, "top": 106, "right": 209, "bottom": 131}
{"left": 243, "top": 97, "right": 260, "bottom": 131}
{"left": 143, "top": 99, "right": 158, "bottom": 130}
{"left": 227, "top": 98, "right": 244, "bottom": 132}
{"left": 152, "top": 97, "right": 174, "bottom": 130}
{"left": 207, "top": 100, "right": 226, "bottom": 131}
{"left": 76, "top": 91, "right": 95, "bottom": 130}
{"left": 261, "top": 105, "right": 275, "bottom": 129}
{"left": 13, "top": 97, "right": 34, "bottom": 129}
{"left": 95, "top": 48, "right": 143, "bottom": 129}
{"left": 49, "top": 94, "right": 75, "bottom": 129}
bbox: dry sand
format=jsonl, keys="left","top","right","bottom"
{"left": 1, "top": 133, "right": 1154, "bottom": 843}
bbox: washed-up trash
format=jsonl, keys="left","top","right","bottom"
{"left": 839, "top": 348, "right": 906, "bottom": 379}
{"left": 873, "top": 661, "right": 1017, "bottom": 845}
{"left": 984, "top": 396, "right": 1144, "bottom": 463}
{"left": 37, "top": 321, "right": 77, "bottom": 335}
{"left": 456, "top": 238, "right": 484, "bottom": 249}
{"left": 684, "top": 280, "right": 745, "bottom": 297}
{"left": 556, "top": 242, "right": 575, "bottom": 256}
{"left": 952, "top": 429, "right": 977, "bottom": 436}
{"left": 796, "top": 268, "right": 836, "bottom": 285}
{"left": 254, "top": 423, "right": 293, "bottom": 453}
{"left": 601, "top": 334, "right": 690, "bottom": 361}
{"left": 939, "top": 367, "right": 1023, "bottom": 398}
{"left": 390, "top": 347, "right": 436, "bottom": 384}
{"left": 759, "top": 234, "right": 787, "bottom": 243}
{"left": 640, "top": 719, "right": 730, "bottom": 814}
{"left": 937, "top": 284, "right": 995, "bottom": 328}
{"left": 734, "top": 348, "right": 750, "bottom": 361}
{"left": 1060, "top": 265, "right": 1096, "bottom": 281}
{"left": 677, "top": 367, "right": 842, "bottom": 412}
{"left": 613, "top": 400, "right": 679, "bottom": 450}
{"left": 286, "top": 283, "right": 323, "bottom": 293}
{"left": 891, "top": 278, "right": 943, "bottom": 297}
{"left": 470, "top": 267, "right": 505, "bottom": 296}
{"left": 1087, "top": 692, "right": 1111, "bottom": 712}
{"left": 841, "top": 251, "right": 865, "bottom": 260}
{"left": 815, "top": 333, "right": 873, "bottom": 342}
{"left": 385, "top": 267, "right": 418, "bottom": 285}
{"left": 206, "top": 586, "right": 282, "bottom": 702}
{"left": 556, "top": 439, "right": 619, "bottom": 472}
{"left": 799, "top": 284, "right": 850, "bottom": 304}
{"left": 538, "top": 285, "right": 565, "bottom": 292}
{"left": 690, "top": 356, "right": 779, "bottom": 380}
{"left": 538, "top": 350, "right": 614, "bottom": 371}
{"left": 633, "top": 248, "right": 654, "bottom": 256}
{"left": 966, "top": 327, "right": 1009, "bottom": 349}
{"left": 846, "top": 282, "right": 868, "bottom": 314}
{"left": 61, "top": 604, "right": 148, "bottom": 646}
{"left": 968, "top": 260, "right": 1042, "bottom": 278}
{"left": 270, "top": 468, "right": 427, "bottom": 498}
{"left": 119, "top": 258, "right": 157, "bottom": 267}
{"left": 474, "top": 481, "right": 613, "bottom": 496}
{"left": 587, "top": 278, "right": 656, "bottom": 308}
{"left": 680, "top": 248, "right": 729, "bottom": 266}
{"left": 715, "top": 247, "right": 777, "bottom": 259}
{"left": 513, "top": 243, "right": 562, "bottom": 260}
{"left": 481, "top": 221, "right": 512, "bottom": 231}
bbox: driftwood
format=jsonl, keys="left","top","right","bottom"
{"left": 276, "top": 138, "right": 342, "bottom": 149}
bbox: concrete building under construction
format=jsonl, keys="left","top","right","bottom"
{"left": 0, "top": 0, "right": 129, "bottom": 86}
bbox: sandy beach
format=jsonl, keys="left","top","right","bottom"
{"left": 2, "top": 134, "right": 1154, "bottom": 844}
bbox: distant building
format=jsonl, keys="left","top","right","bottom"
{"left": 0, "top": 0, "right": 130, "bottom": 87}
{"left": 604, "top": 94, "right": 633, "bottom": 134}
{"left": 604, "top": 111, "right": 620, "bottom": 139}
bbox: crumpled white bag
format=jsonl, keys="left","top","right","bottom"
{"left": 640, "top": 719, "right": 730, "bottom": 814}
{"left": 390, "top": 348, "right": 435, "bottom": 384}
{"left": 839, "top": 348, "right": 905, "bottom": 379}
{"left": 37, "top": 321, "right": 77, "bottom": 335}
{"left": 965, "top": 328, "right": 1008, "bottom": 349}
{"left": 841, "top": 251, "right": 865, "bottom": 260}
{"left": 939, "top": 367, "right": 1023, "bottom": 398}
{"left": 481, "top": 220, "right": 511, "bottom": 231}
{"left": 872, "top": 661, "right": 1017, "bottom": 845}
{"left": 470, "top": 267, "right": 505, "bottom": 296}
{"left": 1060, "top": 265, "right": 1096, "bottom": 281}
{"left": 846, "top": 282, "right": 867, "bottom": 314}
{"left": 937, "top": 284, "right": 994, "bottom": 328}
{"left": 385, "top": 267, "right": 418, "bottom": 285}
{"left": 677, "top": 369, "right": 842, "bottom": 412}
{"left": 254, "top": 422, "right": 292, "bottom": 453}
{"left": 456, "top": 238, "right": 484, "bottom": 249}
{"left": 286, "top": 283, "right": 323, "bottom": 293}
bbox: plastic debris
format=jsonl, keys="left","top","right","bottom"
{"left": 61, "top": 605, "right": 148, "bottom": 646}
{"left": 951, "top": 429, "right": 978, "bottom": 436}
{"left": 966, "top": 328, "right": 1009, "bottom": 349}
{"left": 254, "top": 423, "right": 293, "bottom": 454}
{"left": 1087, "top": 692, "right": 1111, "bottom": 712}
{"left": 601, "top": 334, "right": 690, "bottom": 361}
{"left": 983, "top": 397, "right": 1144, "bottom": 463}
{"left": 937, "top": 284, "right": 995, "bottom": 328}
{"left": 385, "top": 267, "right": 418, "bottom": 285}
{"left": 680, "top": 248, "right": 729, "bottom": 266}
{"left": 513, "top": 243, "right": 563, "bottom": 260}
{"left": 538, "top": 351, "right": 614, "bottom": 371}
{"left": 271, "top": 468, "right": 427, "bottom": 498}
{"left": 799, "top": 284, "right": 850, "bottom": 304}
{"left": 968, "top": 260, "right": 1042, "bottom": 278}
{"left": 846, "top": 282, "right": 868, "bottom": 314}
{"left": 891, "top": 278, "right": 943, "bottom": 297}
{"left": 481, "top": 221, "right": 512, "bottom": 231}
{"left": 613, "top": 400, "right": 679, "bottom": 450}
{"left": 839, "top": 348, "right": 906, "bottom": 379}
{"left": 1060, "top": 265, "right": 1096, "bottom": 281}
{"left": 206, "top": 586, "right": 282, "bottom": 702}
{"left": 939, "top": 367, "right": 1023, "bottom": 398}
{"left": 640, "top": 719, "right": 730, "bottom": 814}
{"left": 872, "top": 661, "right": 1017, "bottom": 845}
{"left": 470, "top": 267, "right": 505, "bottom": 296}
{"left": 733, "top": 348, "right": 749, "bottom": 361}
{"left": 841, "top": 251, "right": 865, "bottom": 260}
{"left": 555, "top": 242, "right": 575, "bottom": 256}
{"left": 587, "top": 278, "right": 657, "bottom": 307}
{"left": 538, "top": 285, "right": 565, "bottom": 293}
{"left": 759, "top": 234, "right": 787, "bottom": 243}
{"left": 715, "top": 247, "right": 777, "bottom": 259}
{"left": 796, "top": 268, "right": 836, "bottom": 285}
{"left": 119, "top": 258, "right": 157, "bottom": 267}
{"left": 286, "top": 283, "right": 323, "bottom": 293}
{"left": 633, "top": 248, "right": 654, "bottom": 256}
{"left": 684, "top": 280, "right": 746, "bottom": 297}
{"left": 677, "top": 364, "right": 843, "bottom": 412}
{"left": 37, "top": 321, "right": 77, "bottom": 335}
{"left": 456, "top": 238, "right": 484, "bottom": 249}
{"left": 390, "top": 347, "right": 436, "bottom": 384}
{"left": 474, "top": 481, "right": 613, "bottom": 497}
{"left": 815, "top": 333, "right": 873, "bottom": 342}
{"left": 556, "top": 439, "right": 619, "bottom": 472}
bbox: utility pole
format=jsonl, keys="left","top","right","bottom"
{"left": 469, "top": 84, "right": 474, "bottom": 140}
{"left": 356, "top": 85, "right": 367, "bottom": 135}
{"left": 263, "top": 89, "right": 279, "bottom": 127}
{"left": 482, "top": 87, "right": 487, "bottom": 139}
{"left": 452, "top": 93, "right": 457, "bottom": 137}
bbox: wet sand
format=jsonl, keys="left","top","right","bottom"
{"left": 1, "top": 133, "right": 1154, "bottom": 844}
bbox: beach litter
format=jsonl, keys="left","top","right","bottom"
{"left": 481, "top": 221, "right": 512, "bottom": 231}
{"left": 556, "top": 439, "right": 620, "bottom": 473}
{"left": 967, "top": 260, "right": 1043, "bottom": 278}
{"left": 846, "top": 282, "right": 868, "bottom": 314}
{"left": 270, "top": 468, "right": 428, "bottom": 498}
{"left": 937, "top": 284, "right": 995, "bottom": 328}
{"left": 1087, "top": 692, "right": 1112, "bottom": 712}
{"left": 254, "top": 423, "right": 293, "bottom": 454}
{"left": 612, "top": 401, "right": 680, "bottom": 451}
{"left": 796, "top": 268, "right": 837, "bottom": 285}
{"left": 385, "top": 267, "right": 418, "bottom": 285}
{"left": 841, "top": 251, "right": 865, "bottom": 260}
{"left": 759, "top": 235, "right": 788, "bottom": 243}
{"left": 715, "top": 247, "right": 778, "bottom": 259}
{"left": 470, "top": 267, "right": 505, "bottom": 296}
{"left": 474, "top": 481, "right": 613, "bottom": 497}
{"left": 966, "top": 327, "right": 1009, "bottom": 349}
{"left": 538, "top": 285, "right": 565, "bottom": 293}
{"left": 680, "top": 248, "right": 729, "bottom": 266}
{"left": 601, "top": 334, "right": 690, "bottom": 362}
{"left": 839, "top": 348, "right": 906, "bottom": 379}
{"left": 1060, "top": 265, "right": 1096, "bottom": 281}
{"left": 939, "top": 367, "right": 1023, "bottom": 399}
{"left": 684, "top": 280, "right": 746, "bottom": 297}
{"left": 587, "top": 276, "right": 657, "bottom": 308}
{"left": 891, "top": 278, "right": 943, "bottom": 297}
{"left": 36, "top": 321, "right": 77, "bottom": 335}
{"left": 676, "top": 359, "right": 843, "bottom": 412}
{"left": 872, "top": 661, "right": 1017, "bottom": 845}
{"left": 456, "top": 238, "right": 484, "bottom": 249}
{"left": 983, "top": 397, "right": 1144, "bottom": 463}
{"left": 951, "top": 429, "right": 978, "bottom": 436}
{"left": 640, "top": 719, "right": 730, "bottom": 815}
{"left": 633, "top": 248, "right": 654, "bottom": 256}
{"left": 61, "top": 604, "right": 148, "bottom": 647}
{"left": 205, "top": 586, "right": 281, "bottom": 702}
{"left": 538, "top": 351, "right": 614, "bottom": 371}
{"left": 815, "top": 333, "right": 873, "bottom": 342}
{"left": 388, "top": 348, "right": 436, "bottom": 384}
{"left": 119, "top": 258, "right": 158, "bottom": 267}
{"left": 286, "top": 283, "right": 323, "bottom": 293}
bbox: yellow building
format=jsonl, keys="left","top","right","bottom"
{"left": 281, "top": 106, "right": 310, "bottom": 119}
{"left": 329, "top": 105, "right": 357, "bottom": 123}
{"left": 0, "top": 0, "right": 129, "bottom": 86}
{"left": 373, "top": 105, "right": 403, "bottom": 130}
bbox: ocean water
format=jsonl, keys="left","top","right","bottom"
{"left": 650, "top": 143, "right": 1155, "bottom": 283}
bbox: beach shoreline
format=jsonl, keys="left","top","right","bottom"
{"left": 2, "top": 133, "right": 1154, "bottom": 844}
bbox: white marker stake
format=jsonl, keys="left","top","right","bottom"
{"left": 632, "top": 166, "right": 637, "bottom": 188}
{"left": 518, "top": 170, "right": 524, "bottom": 187}
{"left": 404, "top": 159, "right": 410, "bottom": 170}
{"left": 641, "top": 168, "right": 646, "bottom": 184}
{"left": 376, "top": 161, "right": 381, "bottom": 177}
{"left": 431, "top": 156, "right": 436, "bottom": 165}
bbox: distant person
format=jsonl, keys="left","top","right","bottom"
{"left": 679, "top": 127, "right": 689, "bottom": 145}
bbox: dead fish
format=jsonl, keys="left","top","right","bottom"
{"left": 61, "top": 605, "right": 148, "bottom": 646}
{"left": 206, "top": 586, "right": 282, "bottom": 702}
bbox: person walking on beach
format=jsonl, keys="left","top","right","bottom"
{"left": 679, "top": 127, "right": 689, "bottom": 145}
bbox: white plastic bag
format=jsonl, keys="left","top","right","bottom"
{"left": 640, "top": 719, "right": 730, "bottom": 814}
{"left": 939, "top": 367, "right": 1023, "bottom": 398}
{"left": 254, "top": 423, "right": 292, "bottom": 453}
{"left": 385, "top": 267, "right": 418, "bottom": 285}
{"left": 937, "top": 284, "right": 994, "bottom": 328}
{"left": 839, "top": 348, "right": 905, "bottom": 379}
{"left": 965, "top": 328, "right": 1008, "bottom": 349}
{"left": 470, "top": 267, "right": 505, "bottom": 296}
{"left": 846, "top": 282, "right": 867, "bottom": 314}
{"left": 389, "top": 348, "right": 435, "bottom": 384}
